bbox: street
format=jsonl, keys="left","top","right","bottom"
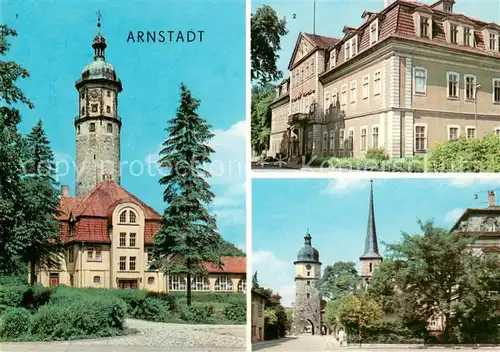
{"left": 0, "top": 319, "right": 245, "bottom": 352}
{"left": 252, "top": 335, "right": 500, "bottom": 351}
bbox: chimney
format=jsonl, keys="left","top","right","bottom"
{"left": 385, "top": 0, "right": 390, "bottom": 8}
{"left": 102, "top": 174, "right": 112, "bottom": 181}
{"left": 61, "top": 185, "right": 69, "bottom": 197}
{"left": 488, "top": 190, "right": 496, "bottom": 207}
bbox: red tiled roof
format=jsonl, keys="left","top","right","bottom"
{"left": 205, "top": 256, "right": 246, "bottom": 274}
{"left": 144, "top": 220, "right": 161, "bottom": 245}
{"left": 303, "top": 33, "right": 340, "bottom": 49}
{"left": 75, "top": 217, "right": 109, "bottom": 243}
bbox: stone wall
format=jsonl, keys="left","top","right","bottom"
{"left": 292, "top": 278, "right": 321, "bottom": 335}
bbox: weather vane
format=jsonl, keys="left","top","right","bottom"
{"left": 96, "top": 10, "right": 102, "bottom": 32}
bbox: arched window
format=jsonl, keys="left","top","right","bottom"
{"left": 148, "top": 277, "right": 155, "bottom": 285}
{"left": 237, "top": 278, "right": 246, "bottom": 292}
{"left": 192, "top": 276, "right": 210, "bottom": 291}
{"left": 169, "top": 275, "right": 187, "bottom": 291}
{"left": 119, "top": 210, "right": 127, "bottom": 223}
{"left": 129, "top": 211, "right": 137, "bottom": 223}
{"left": 215, "top": 276, "right": 233, "bottom": 292}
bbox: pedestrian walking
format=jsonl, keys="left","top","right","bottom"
{"left": 338, "top": 328, "right": 347, "bottom": 347}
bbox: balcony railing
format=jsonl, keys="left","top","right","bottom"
{"left": 288, "top": 112, "right": 310, "bottom": 124}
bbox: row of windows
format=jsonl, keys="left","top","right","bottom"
{"left": 119, "top": 232, "right": 137, "bottom": 247}
{"left": 324, "top": 71, "right": 382, "bottom": 111}
{"left": 81, "top": 104, "right": 112, "bottom": 115}
{"left": 119, "top": 209, "right": 137, "bottom": 224}
{"left": 292, "top": 57, "right": 316, "bottom": 87}
{"left": 71, "top": 245, "right": 153, "bottom": 266}
{"left": 77, "top": 122, "right": 114, "bottom": 134}
{"left": 414, "top": 68, "right": 500, "bottom": 103}
{"left": 168, "top": 276, "right": 246, "bottom": 292}
{"left": 306, "top": 126, "right": 500, "bottom": 153}
{"left": 119, "top": 256, "right": 137, "bottom": 271}
{"left": 291, "top": 94, "right": 315, "bottom": 114}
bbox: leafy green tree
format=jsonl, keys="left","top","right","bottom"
{"left": 251, "top": 83, "right": 276, "bottom": 155}
{"left": 317, "top": 261, "right": 362, "bottom": 301}
{"left": 337, "top": 294, "right": 384, "bottom": 345}
{"left": 324, "top": 298, "right": 342, "bottom": 332}
{"left": 252, "top": 272, "right": 259, "bottom": 289}
{"left": 218, "top": 238, "right": 245, "bottom": 257}
{"left": 251, "top": 5, "right": 288, "bottom": 85}
{"left": 21, "top": 120, "right": 64, "bottom": 285}
{"left": 0, "top": 25, "right": 34, "bottom": 275}
{"left": 154, "top": 83, "right": 222, "bottom": 306}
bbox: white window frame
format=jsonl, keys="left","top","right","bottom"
{"left": 360, "top": 126, "right": 368, "bottom": 151}
{"left": 192, "top": 276, "right": 210, "bottom": 291}
{"left": 215, "top": 276, "right": 233, "bottom": 292}
{"left": 372, "top": 125, "right": 380, "bottom": 148}
{"left": 413, "top": 67, "right": 427, "bottom": 96}
{"left": 351, "top": 36, "right": 358, "bottom": 57}
{"left": 341, "top": 84, "right": 348, "bottom": 106}
{"left": 348, "top": 127, "right": 355, "bottom": 151}
{"left": 330, "top": 49, "right": 336, "bottom": 68}
{"left": 464, "top": 74, "right": 477, "bottom": 102}
{"left": 374, "top": 70, "right": 381, "bottom": 96}
{"left": 339, "top": 128, "right": 345, "bottom": 150}
{"left": 169, "top": 275, "right": 187, "bottom": 291}
{"left": 329, "top": 130, "right": 335, "bottom": 151}
{"left": 362, "top": 75, "right": 370, "bottom": 100}
{"left": 414, "top": 123, "right": 428, "bottom": 152}
{"left": 447, "top": 72, "right": 460, "bottom": 99}
{"left": 493, "top": 78, "right": 500, "bottom": 104}
{"left": 465, "top": 125, "right": 476, "bottom": 140}
{"left": 463, "top": 26, "right": 473, "bottom": 47}
{"left": 490, "top": 32, "right": 498, "bottom": 51}
{"left": 345, "top": 41, "right": 351, "bottom": 61}
{"left": 447, "top": 125, "right": 461, "bottom": 140}
{"left": 370, "top": 20, "right": 379, "bottom": 45}
{"left": 322, "top": 131, "right": 328, "bottom": 152}
{"left": 450, "top": 23, "right": 458, "bottom": 44}
{"left": 324, "top": 91, "right": 330, "bottom": 112}
{"left": 350, "top": 80, "right": 357, "bottom": 104}
{"left": 420, "top": 15, "right": 431, "bottom": 38}
{"left": 332, "top": 88, "right": 338, "bottom": 106}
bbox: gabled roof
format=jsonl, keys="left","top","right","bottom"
{"left": 288, "top": 32, "right": 340, "bottom": 69}
{"left": 450, "top": 207, "right": 500, "bottom": 232}
{"left": 443, "top": 14, "right": 476, "bottom": 26}
{"left": 205, "top": 256, "right": 246, "bottom": 274}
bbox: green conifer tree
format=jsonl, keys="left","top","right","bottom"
{"left": 154, "top": 84, "right": 222, "bottom": 306}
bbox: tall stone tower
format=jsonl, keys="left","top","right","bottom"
{"left": 292, "top": 232, "right": 322, "bottom": 336}
{"left": 74, "top": 17, "right": 122, "bottom": 196}
{"left": 359, "top": 180, "right": 383, "bottom": 287}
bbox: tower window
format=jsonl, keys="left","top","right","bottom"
{"left": 307, "top": 281, "right": 310, "bottom": 286}
{"left": 369, "top": 263, "right": 373, "bottom": 273}
{"left": 81, "top": 92, "right": 85, "bottom": 100}
{"left": 107, "top": 90, "right": 111, "bottom": 97}
{"left": 77, "top": 126, "right": 81, "bottom": 134}
{"left": 107, "top": 123, "right": 113, "bottom": 133}
{"left": 307, "top": 271, "right": 310, "bottom": 276}
{"left": 91, "top": 104, "right": 98, "bottom": 113}
{"left": 89, "top": 123, "right": 96, "bottom": 132}
{"left": 306, "top": 293, "right": 310, "bottom": 299}
{"left": 106, "top": 105, "right": 111, "bottom": 113}
{"left": 81, "top": 107, "right": 85, "bottom": 115}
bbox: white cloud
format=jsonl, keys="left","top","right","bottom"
{"left": 444, "top": 208, "right": 465, "bottom": 223}
{"left": 214, "top": 208, "right": 245, "bottom": 226}
{"left": 323, "top": 178, "right": 370, "bottom": 195}
{"left": 448, "top": 178, "right": 500, "bottom": 189}
{"left": 252, "top": 251, "right": 295, "bottom": 306}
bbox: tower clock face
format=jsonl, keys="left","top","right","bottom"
{"left": 89, "top": 89, "right": 100, "bottom": 101}
{"left": 306, "top": 264, "right": 311, "bottom": 270}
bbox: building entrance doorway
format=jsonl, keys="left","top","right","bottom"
{"left": 49, "top": 273, "right": 59, "bottom": 287}
{"left": 118, "top": 279, "right": 138, "bottom": 289}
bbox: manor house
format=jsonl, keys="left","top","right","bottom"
{"left": 269, "top": 0, "right": 500, "bottom": 160}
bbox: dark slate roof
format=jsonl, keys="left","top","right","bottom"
{"left": 295, "top": 232, "right": 320, "bottom": 263}
{"left": 360, "top": 181, "right": 382, "bottom": 260}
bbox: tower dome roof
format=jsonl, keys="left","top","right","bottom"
{"left": 296, "top": 232, "right": 320, "bottom": 262}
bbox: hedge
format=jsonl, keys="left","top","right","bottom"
{"left": 0, "top": 308, "right": 31, "bottom": 340}
{"left": 309, "top": 156, "right": 425, "bottom": 173}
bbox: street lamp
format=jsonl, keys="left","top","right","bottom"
{"left": 475, "top": 84, "right": 482, "bottom": 134}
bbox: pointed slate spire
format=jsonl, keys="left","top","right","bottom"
{"left": 360, "top": 180, "right": 382, "bottom": 259}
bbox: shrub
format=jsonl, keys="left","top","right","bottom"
{"left": 130, "top": 297, "right": 172, "bottom": 322}
{"left": 31, "top": 293, "right": 126, "bottom": 340}
{"left": 428, "top": 133, "right": 500, "bottom": 172}
{"left": 223, "top": 300, "right": 246, "bottom": 324}
{"left": 0, "top": 285, "right": 26, "bottom": 308}
{"left": 0, "top": 307, "right": 31, "bottom": 339}
{"left": 365, "top": 148, "right": 389, "bottom": 162}
{"left": 180, "top": 302, "right": 216, "bottom": 324}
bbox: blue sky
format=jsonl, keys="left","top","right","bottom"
{"left": 252, "top": 177, "right": 500, "bottom": 306}
{"left": 3, "top": 0, "right": 246, "bottom": 249}
{"left": 252, "top": 0, "right": 500, "bottom": 78}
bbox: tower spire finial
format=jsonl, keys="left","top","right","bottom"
{"left": 97, "top": 9, "right": 102, "bottom": 33}
{"left": 360, "top": 179, "right": 381, "bottom": 259}
{"left": 92, "top": 10, "right": 107, "bottom": 61}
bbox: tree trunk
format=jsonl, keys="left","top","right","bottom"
{"left": 30, "top": 260, "right": 36, "bottom": 285}
{"left": 186, "top": 271, "right": 192, "bottom": 306}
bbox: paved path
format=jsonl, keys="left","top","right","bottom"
{"left": 252, "top": 336, "right": 500, "bottom": 351}
{"left": 0, "top": 319, "right": 245, "bottom": 352}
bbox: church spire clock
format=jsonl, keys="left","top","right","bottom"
{"left": 74, "top": 13, "right": 123, "bottom": 196}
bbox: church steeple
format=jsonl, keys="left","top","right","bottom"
{"left": 360, "top": 180, "right": 381, "bottom": 260}
{"left": 359, "top": 180, "right": 382, "bottom": 283}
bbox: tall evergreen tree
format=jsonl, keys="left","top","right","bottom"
{"left": 0, "top": 25, "right": 33, "bottom": 274}
{"left": 154, "top": 83, "right": 222, "bottom": 306}
{"left": 21, "top": 120, "right": 63, "bottom": 284}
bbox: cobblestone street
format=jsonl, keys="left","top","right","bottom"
{"left": 0, "top": 319, "right": 245, "bottom": 352}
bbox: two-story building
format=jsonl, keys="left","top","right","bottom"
{"left": 269, "top": 0, "right": 500, "bottom": 159}
{"left": 251, "top": 289, "right": 267, "bottom": 342}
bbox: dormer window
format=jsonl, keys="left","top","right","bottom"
{"left": 451, "top": 24, "right": 458, "bottom": 44}
{"left": 330, "top": 50, "right": 336, "bottom": 68}
{"left": 421, "top": 17, "right": 429, "bottom": 38}
{"left": 490, "top": 33, "right": 498, "bottom": 51}
{"left": 345, "top": 41, "right": 351, "bottom": 60}
{"left": 351, "top": 36, "right": 358, "bottom": 57}
{"left": 444, "top": 3, "right": 452, "bottom": 12}
{"left": 464, "top": 27, "right": 472, "bottom": 46}
{"left": 370, "top": 20, "right": 379, "bottom": 45}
